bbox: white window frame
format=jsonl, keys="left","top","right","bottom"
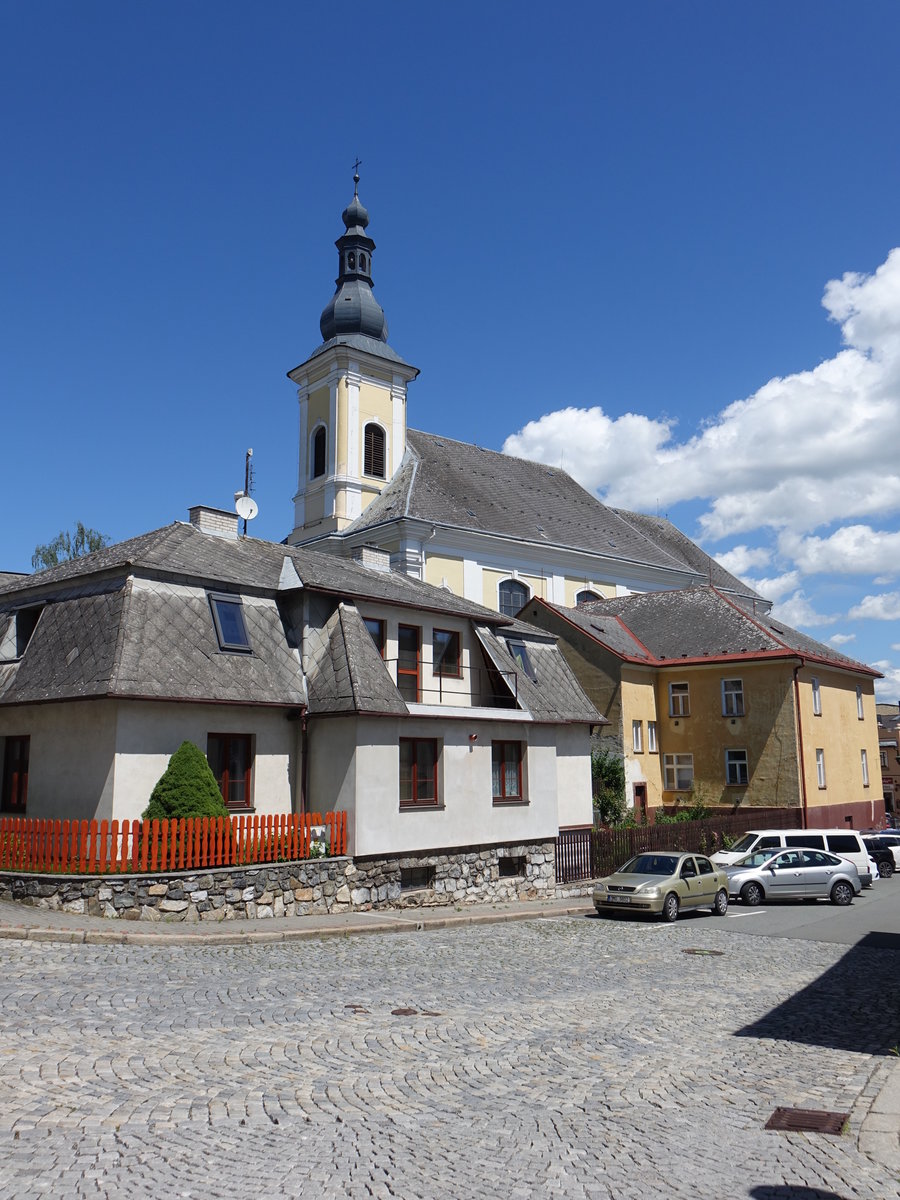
{"left": 668, "top": 682, "right": 690, "bottom": 717}
{"left": 721, "top": 678, "right": 744, "bottom": 717}
{"left": 811, "top": 677, "right": 821, "bottom": 716}
{"left": 856, "top": 686, "right": 864, "bottom": 720}
{"left": 663, "top": 753, "right": 693, "bottom": 791}
{"left": 816, "top": 747, "right": 826, "bottom": 789}
{"left": 861, "top": 748, "right": 869, "bottom": 788}
{"left": 647, "top": 721, "right": 658, "bottom": 753}
{"left": 498, "top": 579, "right": 530, "bottom": 618}
{"left": 632, "top": 720, "right": 643, "bottom": 753}
{"left": 725, "top": 748, "right": 749, "bottom": 786}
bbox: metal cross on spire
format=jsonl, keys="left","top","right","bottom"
{"left": 352, "top": 157, "right": 362, "bottom": 193}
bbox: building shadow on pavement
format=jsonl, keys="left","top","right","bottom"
{"left": 736, "top": 932, "right": 900, "bottom": 1055}
{"left": 750, "top": 1188, "right": 850, "bottom": 1199}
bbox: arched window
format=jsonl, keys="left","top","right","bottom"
{"left": 364, "top": 423, "right": 386, "bottom": 478}
{"left": 499, "top": 579, "right": 529, "bottom": 618}
{"left": 311, "top": 426, "right": 326, "bottom": 479}
{"left": 576, "top": 590, "right": 601, "bottom": 605}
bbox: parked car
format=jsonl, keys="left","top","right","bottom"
{"left": 862, "top": 830, "right": 900, "bottom": 869}
{"left": 725, "top": 848, "right": 861, "bottom": 906}
{"left": 862, "top": 837, "right": 895, "bottom": 878}
{"left": 710, "top": 828, "right": 872, "bottom": 887}
{"left": 593, "top": 852, "right": 729, "bottom": 923}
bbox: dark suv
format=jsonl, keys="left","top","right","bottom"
{"left": 863, "top": 837, "right": 895, "bottom": 879}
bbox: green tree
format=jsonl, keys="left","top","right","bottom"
{"left": 32, "top": 522, "right": 110, "bottom": 570}
{"left": 143, "top": 741, "right": 230, "bottom": 821}
{"left": 591, "top": 746, "right": 627, "bottom": 826}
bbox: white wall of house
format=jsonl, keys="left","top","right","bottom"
{"left": 309, "top": 714, "right": 578, "bottom": 857}
{"left": 554, "top": 723, "right": 595, "bottom": 828}
{"left": 0, "top": 699, "right": 117, "bottom": 822}
{"left": 111, "top": 701, "right": 297, "bottom": 822}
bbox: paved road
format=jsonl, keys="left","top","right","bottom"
{"left": 1, "top": 909, "right": 899, "bottom": 1199}
{"left": 670, "top": 873, "right": 900, "bottom": 947}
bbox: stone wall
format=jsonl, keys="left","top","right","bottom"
{"left": 0, "top": 841, "right": 557, "bottom": 922}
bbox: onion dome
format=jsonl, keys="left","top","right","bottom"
{"left": 319, "top": 171, "right": 388, "bottom": 343}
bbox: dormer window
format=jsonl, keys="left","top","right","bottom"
{"left": 364, "top": 423, "right": 386, "bottom": 478}
{"left": 209, "top": 594, "right": 251, "bottom": 652}
{"left": 4, "top": 606, "right": 44, "bottom": 659}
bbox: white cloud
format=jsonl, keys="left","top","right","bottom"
{"left": 503, "top": 248, "right": 900, "bottom": 539}
{"left": 744, "top": 571, "right": 801, "bottom": 602}
{"left": 781, "top": 525, "right": 900, "bottom": 576}
{"left": 871, "top": 661, "right": 900, "bottom": 701}
{"left": 829, "top": 633, "right": 856, "bottom": 646}
{"left": 848, "top": 591, "right": 900, "bottom": 621}
{"left": 713, "top": 545, "right": 772, "bottom": 576}
{"left": 770, "top": 590, "right": 838, "bottom": 629}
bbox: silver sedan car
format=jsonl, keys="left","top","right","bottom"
{"left": 725, "top": 847, "right": 861, "bottom": 906}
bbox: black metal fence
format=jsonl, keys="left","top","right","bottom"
{"left": 556, "top": 808, "right": 803, "bottom": 884}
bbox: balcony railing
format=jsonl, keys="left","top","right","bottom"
{"left": 384, "top": 658, "right": 520, "bottom": 708}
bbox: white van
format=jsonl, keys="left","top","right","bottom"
{"left": 710, "top": 829, "right": 873, "bottom": 887}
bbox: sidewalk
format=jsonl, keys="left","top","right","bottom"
{"left": 0, "top": 893, "right": 593, "bottom": 945}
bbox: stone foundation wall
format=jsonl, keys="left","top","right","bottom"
{"left": 0, "top": 841, "right": 557, "bottom": 922}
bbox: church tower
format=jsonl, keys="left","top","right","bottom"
{"left": 286, "top": 172, "right": 418, "bottom": 545}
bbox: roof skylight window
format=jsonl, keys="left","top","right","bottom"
{"left": 209, "top": 594, "right": 251, "bottom": 652}
{"left": 506, "top": 639, "right": 537, "bottom": 682}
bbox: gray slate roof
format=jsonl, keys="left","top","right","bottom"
{"left": 346, "top": 432, "right": 758, "bottom": 596}
{"left": 0, "top": 522, "right": 600, "bottom": 721}
{"left": 305, "top": 603, "right": 407, "bottom": 716}
{"left": 536, "top": 587, "right": 878, "bottom": 676}
{"left": 609, "top": 511, "right": 766, "bottom": 606}
{"left": 474, "top": 626, "right": 602, "bottom": 725}
{"left": 0, "top": 521, "right": 509, "bottom": 625}
{"left": 0, "top": 580, "right": 307, "bottom": 706}
{"left": 297, "top": 332, "right": 413, "bottom": 371}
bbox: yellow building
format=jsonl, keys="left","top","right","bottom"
{"left": 521, "top": 587, "right": 885, "bottom": 829}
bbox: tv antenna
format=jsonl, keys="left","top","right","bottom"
{"left": 234, "top": 448, "right": 258, "bottom": 535}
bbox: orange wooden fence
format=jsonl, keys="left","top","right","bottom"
{"left": 0, "top": 811, "right": 347, "bottom": 875}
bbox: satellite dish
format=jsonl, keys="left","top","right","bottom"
{"left": 235, "top": 494, "right": 258, "bottom": 521}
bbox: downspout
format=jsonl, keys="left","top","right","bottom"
{"left": 792, "top": 659, "right": 809, "bottom": 829}
{"left": 300, "top": 709, "right": 309, "bottom": 817}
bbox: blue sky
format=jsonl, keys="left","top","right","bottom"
{"left": 3, "top": 2, "right": 900, "bottom": 696}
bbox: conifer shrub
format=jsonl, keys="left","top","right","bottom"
{"left": 142, "top": 741, "right": 230, "bottom": 821}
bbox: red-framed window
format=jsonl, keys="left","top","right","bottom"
{"left": 492, "top": 740, "right": 524, "bottom": 803}
{"left": 432, "top": 628, "right": 461, "bottom": 677}
{"left": 400, "top": 738, "right": 439, "bottom": 808}
{"left": 397, "top": 624, "right": 421, "bottom": 702}
{"left": 207, "top": 733, "right": 253, "bottom": 810}
{"left": 1, "top": 735, "right": 29, "bottom": 814}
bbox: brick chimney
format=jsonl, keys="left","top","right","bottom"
{"left": 188, "top": 506, "right": 239, "bottom": 539}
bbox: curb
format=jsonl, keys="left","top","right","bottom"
{"left": 0, "top": 903, "right": 594, "bottom": 947}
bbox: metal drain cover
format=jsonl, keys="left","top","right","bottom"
{"left": 682, "top": 948, "right": 725, "bottom": 956}
{"left": 765, "top": 1107, "right": 848, "bottom": 1134}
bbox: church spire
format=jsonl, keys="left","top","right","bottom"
{"left": 319, "top": 165, "right": 388, "bottom": 343}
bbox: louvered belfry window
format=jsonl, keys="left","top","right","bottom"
{"left": 364, "top": 424, "right": 386, "bottom": 478}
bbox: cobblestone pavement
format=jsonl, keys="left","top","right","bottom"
{"left": 1, "top": 915, "right": 898, "bottom": 1200}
